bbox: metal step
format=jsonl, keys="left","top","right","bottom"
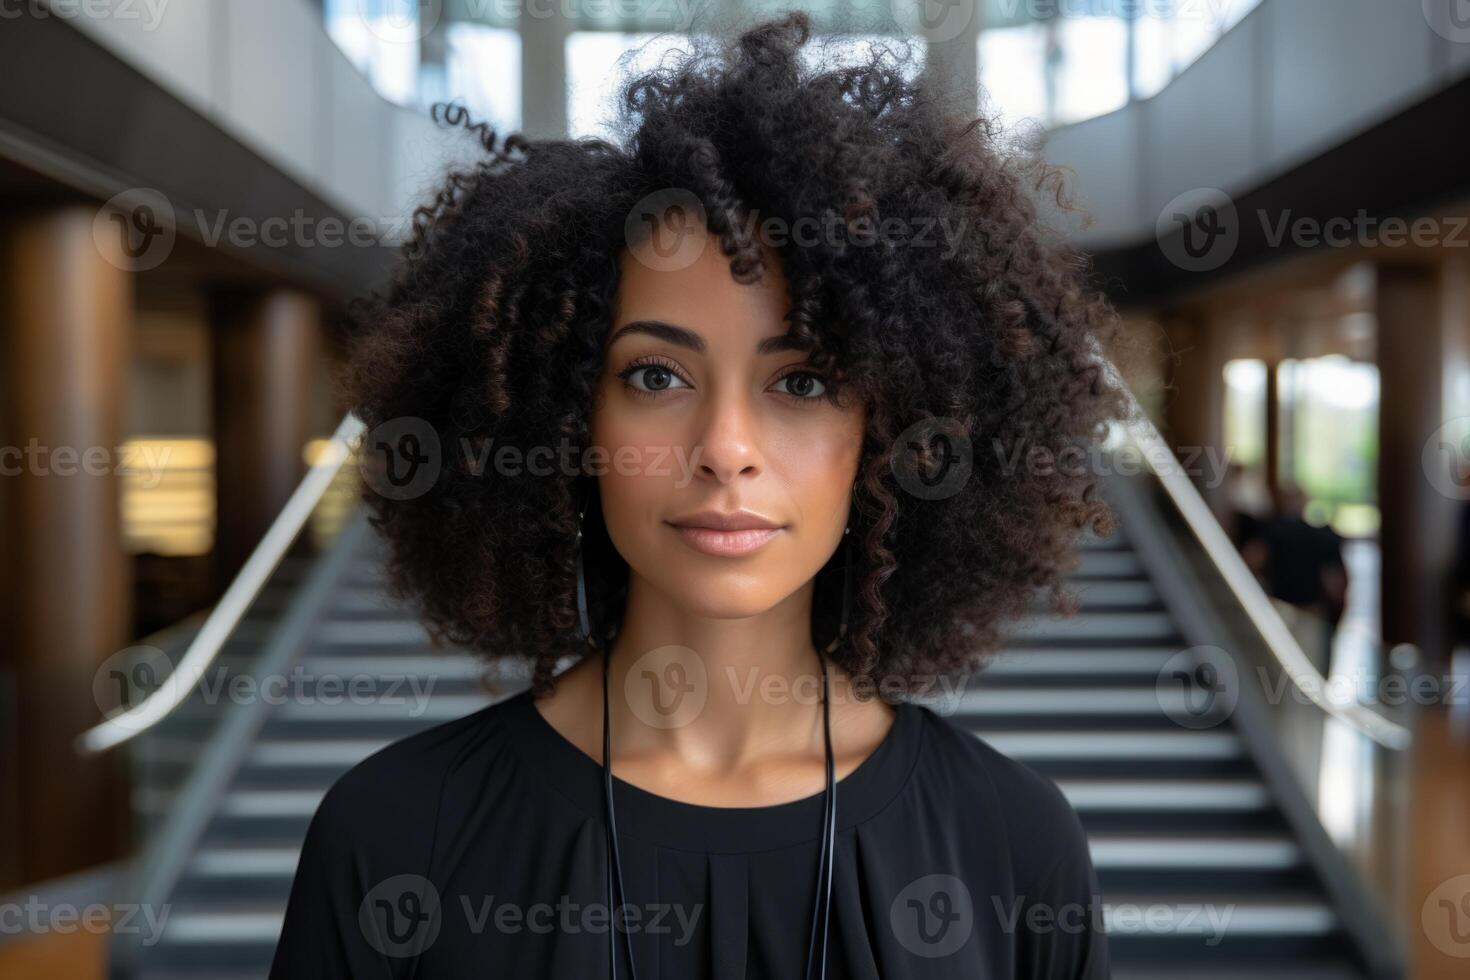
{"left": 972, "top": 729, "right": 1245, "bottom": 761}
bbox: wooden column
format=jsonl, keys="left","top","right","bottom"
{"left": 1263, "top": 359, "right": 1281, "bottom": 509}
{"left": 1376, "top": 261, "right": 1467, "bottom": 670}
{"left": 1162, "top": 312, "right": 1227, "bottom": 515}
{"left": 922, "top": 0, "right": 981, "bottom": 124}
{"left": 519, "top": 7, "right": 568, "bottom": 138}
{"left": 210, "top": 288, "right": 323, "bottom": 586}
{"left": 0, "top": 206, "right": 131, "bottom": 887}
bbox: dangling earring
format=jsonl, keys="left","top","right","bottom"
{"left": 823, "top": 523, "right": 853, "bottom": 655}
{"left": 576, "top": 483, "right": 597, "bottom": 650}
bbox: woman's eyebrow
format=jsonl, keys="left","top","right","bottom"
{"left": 607, "top": 319, "right": 806, "bottom": 355}
{"left": 608, "top": 319, "right": 705, "bottom": 352}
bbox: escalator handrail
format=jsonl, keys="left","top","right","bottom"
{"left": 76, "top": 412, "right": 366, "bottom": 754}
{"left": 1118, "top": 395, "right": 1411, "bottom": 749}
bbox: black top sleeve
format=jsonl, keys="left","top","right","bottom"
{"left": 268, "top": 739, "right": 448, "bottom": 980}
{"left": 1013, "top": 826, "right": 1110, "bottom": 979}
{"left": 269, "top": 781, "right": 389, "bottom": 979}
{"left": 976, "top": 733, "right": 1111, "bottom": 980}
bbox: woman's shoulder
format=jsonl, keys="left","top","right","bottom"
{"left": 307, "top": 687, "right": 535, "bottom": 845}
{"left": 909, "top": 700, "right": 1093, "bottom": 886}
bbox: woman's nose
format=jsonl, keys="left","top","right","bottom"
{"left": 690, "top": 390, "right": 764, "bottom": 484}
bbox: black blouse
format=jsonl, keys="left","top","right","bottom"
{"left": 268, "top": 687, "right": 1110, "bottom": 979}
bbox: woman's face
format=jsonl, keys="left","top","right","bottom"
{"left": 590, "top": 213, "right": 866, "bottom": 622}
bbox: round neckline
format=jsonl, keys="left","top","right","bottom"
{"left": 504, "top": 686, "right": 925, "bottom": 854}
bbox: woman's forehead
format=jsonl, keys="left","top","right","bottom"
{"left": 612, "top": 229, "right": 795, "bottom": 350}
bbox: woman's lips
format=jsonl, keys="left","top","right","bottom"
{"left": 668, "top": 524, "right": 783, "bottom": 557}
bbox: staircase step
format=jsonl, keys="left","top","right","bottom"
{"left": 1008, "top": 611, "right": 1181, "bottom": 643}
{"left": 1100, "top": 894, "right": 1336, "bottom": 935}
{"left": 972, "top": 729, "right": 1245, "bottom": 761}
{"left": 1089, "top": 834, "right": 1302, "bottom": 870}
{"left": 1073, "top": 550, "right": 1146, "bottom": 577}
{"left": 981, "top": 647, "right": 1180, "bottom": 676}
{"left": 271, "top": 692, "right": 491, "bottom": 721}
{"left": 1058, "top": 778, "right": 1270, "bottom": 812}
{"left": 312, "top": 619, "right": 433, "bottom": 646}
{"left": 947, "top": 685, "right": 1218, "bottom": 717}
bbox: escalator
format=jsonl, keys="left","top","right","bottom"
{"left": 89, "top": 416, "right": 1410, "bottom": 980}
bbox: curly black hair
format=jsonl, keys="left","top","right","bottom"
{"left": 338, "top": 10, "right": 1136, "bottom": 700}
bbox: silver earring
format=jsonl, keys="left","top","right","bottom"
{"left": 576, "top": 487, "right": 596, "bottom": 649}
{"left": 824, "top": 524, "right": 853, "bottom": 654}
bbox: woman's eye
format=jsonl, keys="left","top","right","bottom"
{"left": 777, "top": 372, "right": 827, "bottom": 399}
{"left": 626, "top": 364, "right": 690, "bottom": 392}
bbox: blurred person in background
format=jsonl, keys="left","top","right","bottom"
{"left": 1241, "top": 484, "right": 1347, "bottom": 678}
{"left": 1446, "top": 493, "right": 1470, "bottom": 668}
{"left": 1223, "top": 459, "right": 1272, "bottom": 551}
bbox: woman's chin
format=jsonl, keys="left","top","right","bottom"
{"left": 654, "top": 575, "right": 796, "bottom": 623}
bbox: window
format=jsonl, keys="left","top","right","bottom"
{"left": 1052, "top": 14, "right": 1129, "bottom": 126}
{"left": 983, "top": 0, "right": 1260, "bottom": 127}
{"left": 566, "top": 32, "right": 697, "bottom": 142}
{"left": 442, "top": 24, "right": 522, "bottom": 135}
{"left": 120, "top": 438, "right": 215, "bottom": 556}
{"left": 1278, "top": 355, "right": 1380, "bottom": 536}
{"left": 1223, "top": 358, "right": 1268, "bottom": 472}
{"left": 979, "top": 24, "right": 1049, "bottom": 133}
{"left": 324, "top": 0, "right": 521, "bottom": 132}
{"left": 323, "top": 0, "right": 422, "bottom": 106}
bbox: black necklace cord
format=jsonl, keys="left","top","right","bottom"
{"left": 810, "top": 532, "right": 850, "bottom": 980}
{"left": 602, "top": 643, "right": 639, "bottom": 980}
{"left": 804, "top": 647, "right": 837, "bottom": 980}
{"left": 601, "top": 643, "right": 836, "bottom": 980}
{"left": 818, "top": 647, "right": 837, "bottom": 980}
{"left": 803, "top": 656, "right": 828, "bottom": 980}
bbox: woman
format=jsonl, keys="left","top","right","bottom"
{"left": 270, "top": 12, "right": 1128, "bottom": 979}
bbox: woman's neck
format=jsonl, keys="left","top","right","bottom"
{"left": 603, "top": 574, "right": 830, "bottom": 774}
{"left": 531, "top": 571, "right": 896, "bottom": 807}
